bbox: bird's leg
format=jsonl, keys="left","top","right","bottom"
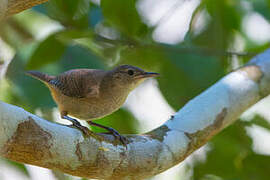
{"left": 87, "top": 121, "right": 128, "bottom": 145}
{"left": 61, "top": 115, "right": 92, "bottom": 136}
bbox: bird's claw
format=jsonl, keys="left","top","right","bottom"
{"left": 107, "top": 127, "right": 129, "bottom": 146}
{"left": 68, "top": 123, "right": 92, "bottom": 136}
{"left": 79, "top": 126, "right": 93, "bottom": 136}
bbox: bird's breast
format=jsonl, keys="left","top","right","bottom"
{"left": 51, "top": 88, "right": 128, "bottom": 120}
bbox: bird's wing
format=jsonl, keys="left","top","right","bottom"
{"left": 49, "top": 69, "right": 104, "bottom": 98}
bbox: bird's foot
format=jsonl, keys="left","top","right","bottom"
{"left": 87, "top": 121, "right": 129, "bottom": 147}
{"left": 67, "top": 124, "right": 93, "bottom": 136}
{"left": 106, "top": 127, "right": 129, "bottom": 146}
{"left": 67, "top": 121, "right": 93, "bottom": 136}
{"left": 68, "top": 123, "right": 92, "bottom": 136}
{"left": 63, "top": 115, "right": 92, "bottom": 136}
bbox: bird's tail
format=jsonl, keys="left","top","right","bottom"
{"left": 26, "top": 71, "right": 54, "bottom": 83}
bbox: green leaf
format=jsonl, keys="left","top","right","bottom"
{"left": 5, "top": 54, "right": 56, "bottom": 111}
{"left": 205, "top": 0, "right": 242, "bottom": 30}
{"left": 242, "top": 42, "right": 269, "bottom": 63}
{"left": 26, "top": 33, "right": 66, "bottom": 70}
{"left": 200, "top": 174, "right": 223, "bottom": 180}
{"left": 192, "top": 0, "right": 242, "bottom": 56}
{"left": 0, "top": 20, "right": 33, "bottom": 50}
{"left": 101, "top": 0, "right": 148, "bottom": 38}
{"left": 160, "top": 47, "right": 224, "bottom": 109}
{"left": 55, "top": 29, "right": 94, "bottom": 43}
{"left": 250, "top": 0, "right": 270, "bottom": 20}
{"left": 243, "top": 115, "right": 270, "bottom": 131}
{"left": 46, "top": 0, "right": 90, "bottom": 28}
{"left": 54, "top": 29, "right": 122, "bottom": 59}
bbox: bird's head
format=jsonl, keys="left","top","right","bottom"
{"left": 109, "top": 65, "right": 159, "bottom": 90}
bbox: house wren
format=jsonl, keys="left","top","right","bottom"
{"left": 26, "top": 65, "right": 159, "bottom": 145}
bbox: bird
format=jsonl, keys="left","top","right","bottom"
{"left": 26, "top": 65, "right": 159, "bottom": 145}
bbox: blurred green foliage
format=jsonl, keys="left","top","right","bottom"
{"left": 194, "top": 117, "right": 270, "bottom": 180}
{"left": 101, "top": 0, "right": 148, "bottom": 38}
{"left": 0, "top": 0, "right": 270, "bottom": 179}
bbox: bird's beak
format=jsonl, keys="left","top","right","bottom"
{"left": 136, "top": 72, "right": 160, "bottom": 79}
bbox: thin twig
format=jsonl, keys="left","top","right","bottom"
{"left": 94, "top": 34, "right": 255, "bottom": 57}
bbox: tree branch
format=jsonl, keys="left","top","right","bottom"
{"left": 0, "top": 49, "right": 270, "bottom": 179}
{"left": 94, "top": 34, "right": 255, "bottom": 58}
{"left": 0, "top": 0, "right": 48, "bottom": 18}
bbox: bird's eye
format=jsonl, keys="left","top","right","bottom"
{"left": 127, "top": 69, "right": 134, "bottom": 76}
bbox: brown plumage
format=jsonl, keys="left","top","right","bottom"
{"left": 26, "top": 65, "right": 159, "bottom": 145}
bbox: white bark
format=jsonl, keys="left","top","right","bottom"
{"left": 0, "top": 49, "right": 270, "bottom": 179}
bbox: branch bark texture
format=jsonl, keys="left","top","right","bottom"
{"left": 1, "top": 49, "right": 270, "bottom": 179}
{"left": 0, "top": 0, "right": 48, "bottom": 18}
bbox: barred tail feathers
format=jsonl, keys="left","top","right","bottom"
{"left": 26, "top": 71, "right": 54, "bottom": 83}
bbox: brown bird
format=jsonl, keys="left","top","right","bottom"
{"left": 26, "top": 65, "right": 159, "bottom": 145}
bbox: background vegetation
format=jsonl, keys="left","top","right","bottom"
{"left": 0, "top": 0, "right": 270, "bottom": 179}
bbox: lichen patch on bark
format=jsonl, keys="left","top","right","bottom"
{"left": 144, "top": 125, "right": 170, "bottom": 142}
{"left": 76, "top": 143, "right": 83, "bottom": 161}
{"left": 2, "top": 116, "right": 53, "bottom": 164}
{"left": 68, "top": 138, "right": 111, "bottom": 178}
{"left": 184, "top": 108, "right": 227, "bottom": 157}
{"left": 109, "top": 143, "right": 165, "bottom": 180}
